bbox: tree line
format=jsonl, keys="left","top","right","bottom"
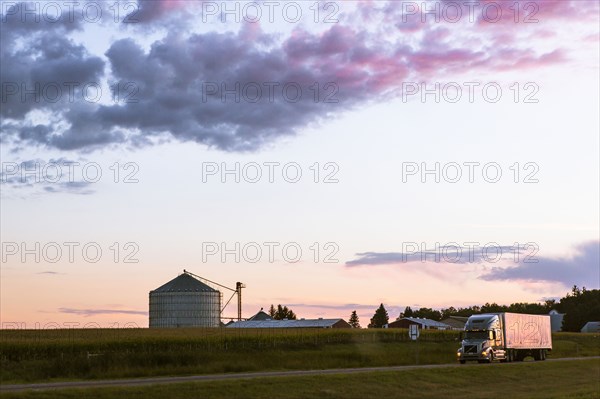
{"left": 270, "top": 287, "right": 599, "bottom": 332}
{"left": 362, "top": 287, "right": 599, "bottom": 331}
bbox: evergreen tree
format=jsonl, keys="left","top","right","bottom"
{"left": 269, "top": 304, "right": 297, "bottom": 320}
{"left": 403, "top": 306, "right": 414, "bottom": 318}
{"left": 368, "top": 303, "right": 389, "bottom": 328}
{"left": 412, "top": 307, "right": 442, "bottom": 321}
{"left": 348, "top": 310, "right": 361, "bottom": 328}
{"left": 557, "top": 287, "right": 600, "bottom": 331}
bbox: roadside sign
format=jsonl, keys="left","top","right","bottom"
{"left": 409, "top": 324, "right": 420, "bottom": 340}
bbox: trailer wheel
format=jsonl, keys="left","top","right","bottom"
{"left": 459, "top": 360, "right": 466, "bottom": 364}
{"left": 534, "top": 350, "right": 542, "bottom": 361}
{"left": 541, "top": 349, "right": 546, "bottom": 361}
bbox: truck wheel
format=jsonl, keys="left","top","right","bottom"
{"left": 459, "top": 360, "right": 466, "bottom": 364}
{"left": 534, "top": 350, "right": 542, "bottom": 361}
{"left": 507, "top": 350, "right": 513, "bottom": 362}
{"left": 541, "top": 350, "right": 546, "bottom": 360}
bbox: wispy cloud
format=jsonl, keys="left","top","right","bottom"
{"left": 1, "top": 158, "right": 96, "bottom": 195}
{"left": 287, "top": 303, "right": 379, "bottom": 311}
{"left": 58, "top": 308, "right": 147, "bottom": 317}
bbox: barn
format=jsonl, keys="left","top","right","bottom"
{"left": 581, "top": 321, "right": 600, "bottom": 333}
{"left": 227, "top": 310, "right": 351, "bottom": 329}
{"left": 387, "top": 317, "right": 451, "bottom": 330}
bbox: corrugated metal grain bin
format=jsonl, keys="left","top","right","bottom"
{"left": 149, "top": 273, "right": 221, "bottom": 328}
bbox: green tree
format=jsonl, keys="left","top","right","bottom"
{"left": 507, "top": 302, "right": 548, "bottom": 314}
{"left": 403, "top": 306, "right": 414, "bottom": 318}
{"left": 440, "top": 306, "right": 457, "bottom": 320}
{"left": 481, "top": 302, "right": 507, "bottom": 313}
{"left": 556, "top": 287, "right": 600, "bottom": 331}
{"left": 544, "top": 299, "right": 557, "bottom": 311}
{"left": 348, "top": 310, "right": 361, "bottom": 328}
{"left": 412, "top": 307, "right": 442, "bottom": 321}
{"left": 368, "top": 303, "right": 389, "bottom": 328}
{"left": 269, "top": 304, "right": 297, "bottom": 320}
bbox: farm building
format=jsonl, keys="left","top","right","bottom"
{"left": 580, "top": 321, "right": 600, "bottom": 333}
{"left": 227, "top": 309, "right": 350, "bottom": 328}
{"left": 227, "top": 319, "right": 351, "bottom": 329}
{"left": 248, "top": 308, "right": 272, "bottom": 321}
{"left": 227, "top": 310, "right": 350, "bottom": 329}
{"left": 149, "top": 272, "right": 222, "bottom": 328}
{"left": 388, "top": 317, "right": 452, "bottom": 330}
{"left": 440, "top": 316, "right": 468, "bottom": 330}
{"left": 549, "top": 310, "right": 565, "bottom": 332}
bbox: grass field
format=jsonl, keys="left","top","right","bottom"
{"left": 2, "top": 359, "right": 598, "bottom": 399}
{"left": 1, "top": 328, "right": 598, "bottom": 384}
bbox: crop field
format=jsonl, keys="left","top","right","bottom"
{"left": 1, "top": 329, "right": 598, "bottom": 384}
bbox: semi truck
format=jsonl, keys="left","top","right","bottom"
{"left": 457, "top": 313, "right": 552, "bottom": 363}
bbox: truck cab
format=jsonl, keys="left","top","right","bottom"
{"left": 457, "top": 314, "right": 505, "bottom": 363}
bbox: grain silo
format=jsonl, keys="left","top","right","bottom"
{"left": 149, "top": 271, "right": 222, "bottom": 328}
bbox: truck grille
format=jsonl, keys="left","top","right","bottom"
{"left": 464, "top": 345, "right": 478, "bottom": 354}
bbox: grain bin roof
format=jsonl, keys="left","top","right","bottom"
{"left": 151, "top": 273, "right": 218, "bottom": 293}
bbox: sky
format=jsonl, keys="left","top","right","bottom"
{"left": 1, "top": 0, "right": 599, "bottom": 328}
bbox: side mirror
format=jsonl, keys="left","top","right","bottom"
{"left": 489, "top": 331, "right": 496, "bottom": 340}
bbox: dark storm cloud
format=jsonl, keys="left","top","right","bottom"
{"left": 126, "top": 0, "right": 187, "bottom": 24}
{"left": 346, "top": 241, "right": 599, "bottom": 289}
{"left": 96, "top": 27, "right": 379, "bottom": 151}
{"left": 1, "top": 1, "right": 571, "bottom": 152}
{"left": 346, "top": 245, "right": 522, "bottom": 266}
{"left": 480, "top": 241, "right": 600, "bottom": 288}
{"left": 0, "top": 3, "right": 104, "bottom": 121}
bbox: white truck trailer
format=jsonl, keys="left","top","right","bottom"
{"left": 457, "top": 313, "right": 552, "bottom": 363}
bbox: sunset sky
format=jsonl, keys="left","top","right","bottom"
{"left": 1, "top": 0, "right": 599, "bottom": 328}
